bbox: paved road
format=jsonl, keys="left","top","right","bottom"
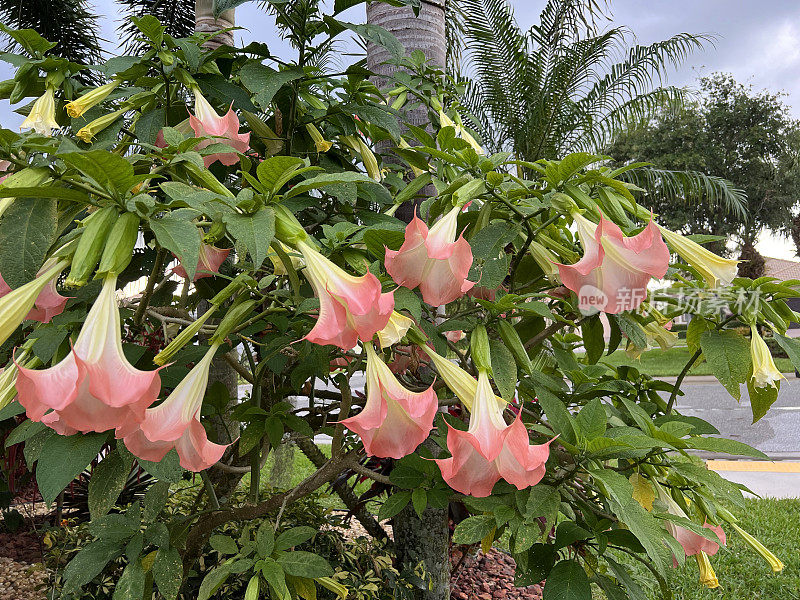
{"left": 666, "top": 376, "right": 800, "bottom": 457}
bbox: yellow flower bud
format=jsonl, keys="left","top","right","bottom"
{"left": 65, "top": 80, "right": 121, "bottom": 118}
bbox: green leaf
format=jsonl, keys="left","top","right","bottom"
{"left": 554, "top": 522, "right": 592, "bottom": 549}
{"left": 61, "top": 151, "right": 136, "bottom": 196}
{"left": 700, "top": 330, "right": 750, "bottom": 400}
{"left": 62, "top": 540, "right": 122, "bottom": 593}
{"left": 239, "top": 63, "right": 305, "bottom": 109}
{"left": 604, "top": 557, "right": 648, "bottom": 600}
{"left": 88, "top": 450, "right": 130, "bottom": 520}
{"left": 154, "top": 547, "right": 183, "bottom": 600}
{"left": 131, "top": 14, "right": 163, "bottom": 45}
{"left": 350, "top": 104, "right": 401, "bottom": 140}
{"left": 533, "top": 386, "right": 576, "bottom": 445}
{"left": 5, "top": 419, "right": 46, "bottom": 448}
{"left": 256, "top": 156, "right": 306, "bottom": 194}
{"left": 542, "top": 560, "right": 591, "bottom": 600}
{"left": 772, "top": 333, "right": 800, "bottom": 371}
{"left": 149, "top": 213, "right": 201, "bottom": 281}
{"left": 525, "top": 485, "right": 560, "bottom": 526}
{"left": 134, "top": 108, "right": 166, "bottom": 146}
{"left": 0, "top": 401, "right": 24, "bottom": 421}
{"left": 615, "top": 314, "right": 647, "bottom": 349}
{"left": 389, "top": 464, "right": 425, "bottom": 488}
{"left": 211, "top": 535, "right": 239, "bottom": 555}
{"left": 378, "top": 491, "right": 411, "bottom": 520}
{"left": 113, "top": 559, "right": 145, "bottom": 600}
{"left": 411, "top": 488, "right": 427, "bottom": 518}
{"left": 143, "top": 481, "right": 170, "bottom": 522}
{"left": 747, "top": 379, "right": 779, "bottom": 423}
{"left": 576, "top": 398, "right": 607, "bottom": 442}
{"left": 686, "top": 316, "right": 712, "bottom": 354}
{"left": 198, "top": 563, "right": 233, "bottom": 600}
{"left": 131, "top": 447, "right": 184, "bottom": 483}
{"left": 277, "top": 551, "right": 334, "bottom": 578}
{"left": 686, "top": 436, "right": 767, "bottom": 458}
{"left": 261, "top": 558, "right": 290, "bottom": 600}
{"left": 490, "top": 338, "right": 517, "bottom": 402}
{"left": 275, "top": 526, "right": 316, "bottom": 552}
{"left": 581, "top": 316, "right": 605, "bottom": 364}
{"left": 332, "top": 20, "right": 404, "bottom": 58}
{"left": 213, "top": 0, "right": 253, "bottom": 15}
{"left": 224, "top": 207, "right": 275, "bottom": 268}
{"left": 452, "top": 514, "right": 496, "bottom": 544}
{"left": 37, "top": 433, "right": 107, "bottom": 505}
{"left": 256, "top": 520, "right": 276, "bottom": 558}
{"left": 284, "top": 172, "right": 376, "bottom": 199}
{"left": 0, "top": 196, "right": 57, "bottom": 287}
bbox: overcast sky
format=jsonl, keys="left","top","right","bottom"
{"left": 1, "top": 0, "right": 799, "bottom": 257}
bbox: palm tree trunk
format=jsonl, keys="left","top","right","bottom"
{"left": 366, "top": 4, "right": 450, "bottom": 599}
{"left": 195, "top": 0, "right": 235, "bottom": 48}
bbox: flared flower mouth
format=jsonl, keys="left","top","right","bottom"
{"left": 749, "top": 326, "right": 784, "bottom": 388}
{"left": 21, "top": 88, "right": 59, "bottom": 136}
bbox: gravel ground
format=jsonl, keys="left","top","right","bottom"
{"left": 0, "top": 557, "right": 48, "bottom": 600}
{"left": 450, "top": 548, "right": 543, "bottom": 600}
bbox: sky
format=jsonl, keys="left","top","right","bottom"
{"left": 1, "top": 0, "right": 799, "bottom": 257}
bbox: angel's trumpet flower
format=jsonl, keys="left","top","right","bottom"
{"left": 750, "top": 325, "right": 784, "bottom": 388}
{"left": 172, "top": 243, "right": 230, "bottom": 281}
{"left": 557, "top": 213, "right": 669, "bottom": 314}
{"left": 377, "top": 311, "right": 414, "bottom": 348}
{"left": 341, "top": 343, "right": 437, "bottom": 458}
{"left": 298, "top": 240, "right": 394, "bottom": 350}
{"left": 385, "top": 206, "right": 475, "bottom": 307}
{"left": 16, "top": 276, "right": 161, "bottom": 435}
{"left": 189, "top": 88, "right": 251, "bottom": 167}
{"left": 435, "top": 370, "right": 552, "bottom": 497}
{"left": 124, "top": 344, "right": 229, "bottom": 471}
{"left": 21, "top": 88, "right": 59, "bottom": 136}
{"left": 658, "top": 225, "right": 738, "bottom": 288}
{"left": 65, "top": 80, "right": 121, "bottom": 118}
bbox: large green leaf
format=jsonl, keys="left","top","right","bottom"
{"left": 0, "top": 196, "right": 58, "bottom": 288}
{"left": 747, "top": 379, "right": 779, "bottom": 423}
{"left": 36, "top": 432, "right": 108, "bottom": 504}
{"left": 284, "top": 172, "right": 376, "bottom": 199}
{"left": 700, "top": 330, "right": 750, "bottom": 400}
{"left": 224, "top": 207, "right": 275, "bottom": 268}
{"left": 489, "top": 338, "right": 517, "bottom": 402}
{"left": 542, "top": 560, "right": 591, "bottom": 600}
{"left": 61, "top": 151, "right": 136, "bottom": 196}
{"left": 686, "top": 436, "right": 767, "bottom": 458}
{"left": 277, "top": 551, "right": 334, "bottom": 578}
{"left": 88, "top": 450, "right": 130, "bottom": 520}
{"left": 154, "top": 547, "right": 183, "bottom": 600}
{"left": 239, "top": 63, "right": 305, "bottom": 109}
{"left": 62, "top": 540, "right": 122, "bottom": 593}
{"left": 113, "top": 560, "right": 145, "bottom": 600}
{"left": 149, "top": 213, "right": 201, "bottom": 281}
{"left": 452, "top": 514, "right": 496, "bottom": 544}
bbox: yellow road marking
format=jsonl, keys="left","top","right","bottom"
{"left": 707, "top": 460, "right": 800, "bottom": 473}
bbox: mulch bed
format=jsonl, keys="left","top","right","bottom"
{"left": 450, "top": 548, "right": 544, "bottom": 600}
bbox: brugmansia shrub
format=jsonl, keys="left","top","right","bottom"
{"left": 0, "top": 2, "right": 793, "bottom": 598}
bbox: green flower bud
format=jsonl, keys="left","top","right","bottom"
{"left": 96, "top": 212, "right": 140, "bottom": 277}
{"left": 66, "top": 207, "right": 119, "bottom": 288}
{"left": 497, "top": 320, "right": 532, "bottom": 375}
{"left": 470, "top": 324, "right": 492, "bottom": 375}
{"left": 273, "top": 204, "right": 310, "bottom": 248}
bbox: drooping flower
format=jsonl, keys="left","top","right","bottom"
{"left": 696, "top": 552, "right": 720, "bottom": 589}
{"left": 0, "top": 260, "right": 69, "bottom": 324}
{"left": 444, "top": 330, "right": 466, "bottom": 343}
{"left": 20, "top": 88, "right": 59, "bottom": 136}
{"left": 529, "top": 240, "right": 561, "bottom": 282}
{"left": 306, "top": 123, "right": 333, "bottom": 153}
{"left": 189, "top": 89, "right": 251, "bottom": 168}
{"left": 377, "top": 311, "right": 414, "bottom": 348}
{"left": 730, "top": 523, "right": 783, "bottom": 572}
{"left": 750, "top": 326, "right": 784, "bottom": 388}
{"left": 438, "top": 110, "right": 484, "bottom": 155}
{"left": 298, "top": 240, "right": 394, "bottom": 350}
{"left": 657, "top": 225, "right": 738, "bottom": 288}
{"left": 341, "top": 135, "right": 381, "bottom": 181}
{"left": 626, "top": 320, "right": 678, "bottom": 359}
{"left": 435, "top": 370, "right": 552, "bottom": 497}
{"left": 557, "top": 213, "right": 670, "bottom": 314}
{"left": 65, "top": 80, "right": 121, "bottom": 118}
{"left": 123, "top": 344, "right": 229, "bottom": 471}
{"left": 172, "top": 243, "right": 230, "bottom": 281}
{"left": 16, "top": 276, "right": 161, "bottom": 435}
{"left": 385, "top": 206, "right": 475, "bottom": 307}
{"left": 76, "top": 108, "right": 127, "bottom": 144}
{"left": 0, "top": 260, "right": 68, "bottom": 347}
{"left": 341, "top": 343, "right": 437, "bottom": 459}
{"left": 657, "top": 486, "right": 726, "bottom": 565}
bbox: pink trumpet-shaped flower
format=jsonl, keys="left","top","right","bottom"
{"left": 436, "top": 371, "right": 552, "bottom": 497}
{"left": 557, "top": 213, "right": 669, "bottom": 314}
{"left": 341, "top": 343, "right": 438, "bottom": 459}
{"left": 172, "top": 243, "right": 230, "bottom": 281}
{"left": 124, "top": 344, "right": 229, "bottom": 472}
{"left": 0, "top": 260, "right": 69, "bottom": 324}
{"left": 657, "top": 487, "right": 726, "bottom": 565}
{"left": 385, "top": 206, "right": 475, "bottom": 307}
{"left": 190, "top": 89, "right": 250, "bottom": 168}
{"left": 298, "top": 240, "right": 394, "bottom": 350}
{"left": 16, "top": 276, "right": 161, "bottom": 435}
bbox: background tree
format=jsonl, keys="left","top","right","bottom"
{"left": 608, "top": 73, "right": 800, "bottom": 261}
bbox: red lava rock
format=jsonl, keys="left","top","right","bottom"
{"left": 450, "top": 548, "right": 544, "bottom": 600}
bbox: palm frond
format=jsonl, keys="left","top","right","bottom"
{"left": 618, "top": 165, "right": 747, "bottom": 219}
{"left": 117, "top": 0, "right": 195, "bottom": 52}
{"left": 0, "top": 0, "right": 102, "bottom": 67}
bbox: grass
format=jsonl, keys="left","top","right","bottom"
{"left": 601, "top": 345, "right": 794, "bottom": 378}
{"left": 628, "top": 498, "right": 800, "bottom": 600}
